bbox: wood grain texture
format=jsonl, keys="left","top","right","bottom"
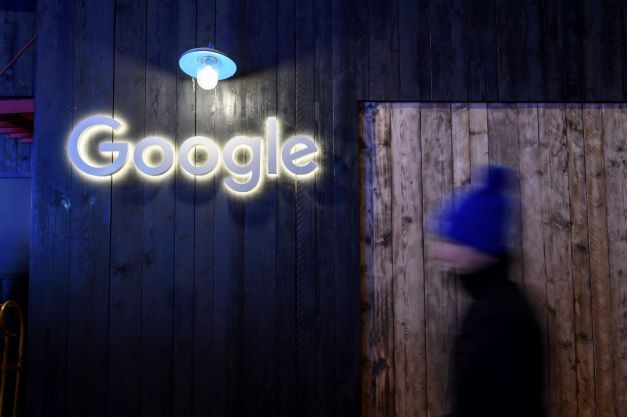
{"left": 368, "top": 0, "right": 400, "bottom": 100}
{"left": 583, "top": 106, "right": 616, "bottom": 417}
{"left": 140, "top": 2, "right": 178, "bottom": 415}
{"left": 172, "top": 0, "right": 196, "bottom": 414}
{"left": 192, "top": 1, "right": 217, "bottom": 415}
{"left": 294, "top": 0, "right": 316, "bottom": 414}
{"left": 211, "top": 0, "right": 246, "bottom": 414}
{"left": 27, "top": 0, "right": 74, "bottom": 415}
{"left": 276, "top": 0, "right": 297, "bottom": 414}
{"left": 331, "top": 0, "right": 368, "bottom": 415}
{"left": 517, "top": 103, "right": 551, "bottom": 399}
{"left": 243, "top": 0, "right": 278, "bottom": 413}
{"left": 390, "top": 103, "right": 426, "bottom": 417}
{"left": 371, "top": 104, "right": 395, "bottom": 417}
{"left": 420, "top": 104, "right": 455, "bottom": 417}
{"left": 314, "top": 0, "right": 337, "bottom": 414}
{"left": 108, "top": 0, "right": 146, "bottom": 415}
{"left": 66, "top": 1, "right": 114, "bottom": 416}
{"left": 467, "top": 0, "right": 498, "bottom": 100}
{"left": 565, "top": 104, "right": 596, "bottom": 417}
{"left": 469, "top": 103, "right": 489, "bottom": 181}
{"left": 487, "top": 104, "right": 523, "bottom": 284}
{"left": 362, "top": 102, "right": 627, "bottom": 417}
{"left": 562, "top": 0, "right": 585, "bottom": 100}
{"left": 451, "top": 103, "right": 472, "bottom": 319}
{"left": 541, "top": 105, "right": 578, "bottom": 417}
{"left": 602, "top": 105, "right": 627, "bottom": 417}
{"left": 361, "top": 103, "right": 377, "bottom": 417}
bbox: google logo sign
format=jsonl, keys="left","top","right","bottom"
{"left": 67, "top": 115, "right": 319, "bottom": 195}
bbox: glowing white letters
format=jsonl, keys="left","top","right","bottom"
{"left": 67, "top": 115, "right": 318, "bottom": 195}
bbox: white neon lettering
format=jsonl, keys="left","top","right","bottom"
{"left": 133, "top": 137, "right": 175, "bottom": 176}
{"left": 178, "top": 136, "right": 220, "bottom": 176}
{"left": 67, "top": 115, "right": 128, "bottom": 176}
{"left": 281, "top": 135, "right": 318, "bottom": 176}
{"left": 266, "top": 117, "right": 278, "bottom": 175}
{"left": 223, "top": 136, "right": 262, "bottom": 193}
{"left": 67, "top": 116, "right": 319, "bottom": 194}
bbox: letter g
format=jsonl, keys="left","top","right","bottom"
{"left": 67, "top": 115, "right": 129, "bottom": 176}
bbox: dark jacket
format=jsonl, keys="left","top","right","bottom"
{"left": 450, "top": 259, "right": 545, "bottom": 417}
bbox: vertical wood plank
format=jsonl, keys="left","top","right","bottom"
{"left": 398, "top": 0, "right": 419, "bottom": 99}
{"left": 541, "top": 105, "right": 578, "bottom": 417}
{"left": 367, "top": 0, "right": 400, "bottom": 100}
{"left": 314, "top": 0, "right": 337, "bottom": 414}
{"left": 495, "top": 0, "right": 543, "bottom": 100}
{"left": 495, "top": 0, "right": 525, "bottom": 100}
{"left": 451, "top": 103, "right": 472, "bottom": 325}
{"left": 212, "top": 0, "right": 246, "bottom": 413}
{"left": 294, "top": 0, "right": 316, "bottom": 414}
{"left": 601, "top": 105, "right": 627, "bottom": 417}
{"left": 517, "top": 103, "right": 551, "bottom": 404}
{"left": 370, "top": 104, "right": 394, "bottom": 417}
{"left": 562, "top": 0, "right": 585, "bottom": 100}
{"left": 27, "top": 0, "right": 74, "bottom": 415}
{"left": 361, "top": 103, "right": 376, "bottom": 417}
{"left": 487, "top": 104, "right": 523, "bottom": 284}
{"left": 66, "top": 0, "right": 114, "bottom": 415}
{"left": 108, "top": 0, "right": 146, "bottom": 414}
{"left": 141, "top": 1, "right": 178, "bottom": 415}
{"left": 451, "top": 103, "right": 471, "bottom": 190}
{"left": 243, "top": 0, "right": 278, "bottom": 413}
{"left": 565, "top": 104, "right": 596, "bottom": 417}
{"left": 467, "top": 0, "right": 498, "bottom": 100}
{"left": 537, "top": 105, "right": 559, "bottom": 417}
{"left": 421, "top": 104, "right": 455, "bottom": 417}
{"left": 332, "top": 0, "right": 368, "bottom": 414}
{"left": 430, "top": 0, "right": 468, "bottom": 101}
{"left": 541, "top": 0, "right": 565, "bottom": 100}
{"left": 583, "top": 0, "right": 624, "bottom": 101}
{"left": 276, "top": 0, "right": 297, "bottom": 414}
{"left": 583, "top": 105, "right": 616, "bottom": 417}
{"left": 172, "top": 0, "right": 197, "bottom": 414}
{"left": 192, "top": 1, "right": 216, "bottom": 415}
{"left": 449, "top": 0, "right": 468, "bottom": 101}
{"left": 390, "top": 103, "right": 427, "bottom": 417}
{"left": 415, "top": 0, "right": 433, "bottom": 100}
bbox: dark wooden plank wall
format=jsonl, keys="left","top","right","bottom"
{"left": 0, "top": 0, "right": 35, "bottom": 97}
{"left": 27, "top": 0, "right": 627, "bottom": 416}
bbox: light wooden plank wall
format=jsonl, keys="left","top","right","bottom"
{"left": 360, "top": 102, "right": 627, "bottom": 417}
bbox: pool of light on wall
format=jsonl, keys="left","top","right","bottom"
{"left": 66, "top": 115, "right": 319, "bottom": 195}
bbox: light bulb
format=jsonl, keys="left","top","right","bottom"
{"left": 197, "top": 64, "right": 218, "bottom": 90}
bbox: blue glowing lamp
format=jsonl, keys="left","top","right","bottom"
{"left": 178, "top": 43, "right": 237, "bottom": 90}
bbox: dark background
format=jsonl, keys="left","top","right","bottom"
{"left": 1, "top": 0, "right": 626, "bottom": 416}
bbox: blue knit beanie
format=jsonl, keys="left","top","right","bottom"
{"left": 438, "top": 165, "right": 514, "bottom": 257}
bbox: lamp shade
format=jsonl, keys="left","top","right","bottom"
{"left": 178, "top": 46, "right": 237, "bottom": 81}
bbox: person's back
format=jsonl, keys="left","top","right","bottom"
{"left": 452, "top": 259, "right": 544, "bottom": 417}
{"left": 433, "top": 165, "right": 545, "bottom": 417}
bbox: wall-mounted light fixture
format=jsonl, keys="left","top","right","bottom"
{"left": 178, "top": 43, "right": 236, "bottom": 90}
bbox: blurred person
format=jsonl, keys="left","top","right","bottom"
{"left": 434, "top": 165, "right": 545, "bottom": 417}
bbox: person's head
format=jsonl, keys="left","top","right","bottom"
{"left": 434, "top": 165, "right": 515, "bottom": 274}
